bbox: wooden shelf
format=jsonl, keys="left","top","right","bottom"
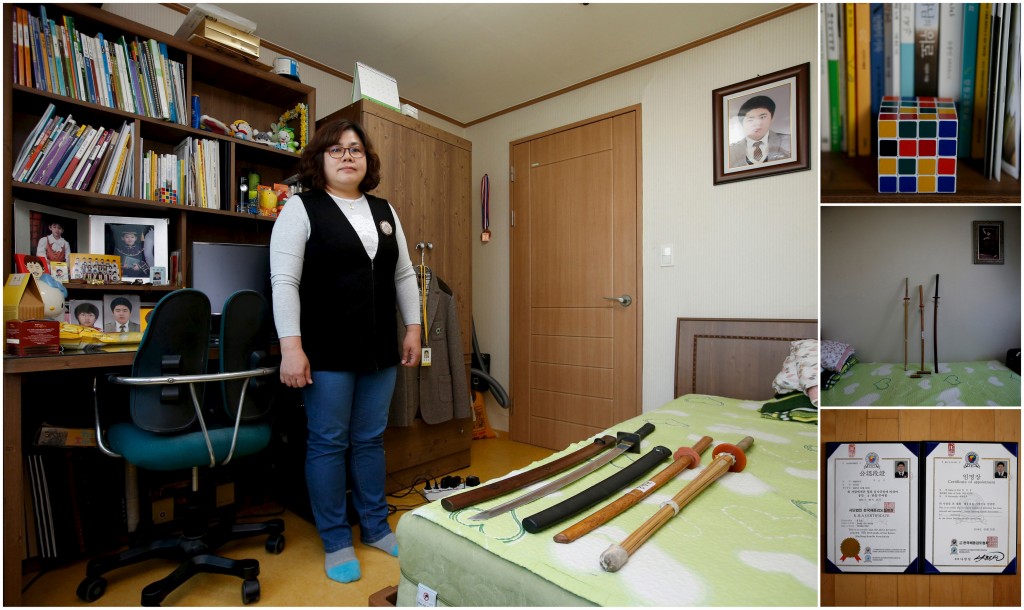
{"left": 821, "top": 151, "right": 1022, "bottom": 203}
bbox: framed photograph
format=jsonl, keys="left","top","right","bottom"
{"left": 150, "top": 266, "right": 168, "bottom": 286}
{"left": 69, "top": 299, "right": 104, "bottom": 330}
{"left": 88, "top": 215, "right": 169, "bottom": 283}
{"left": 101, "top": 294, "right": 142, "bottom": 333}
{"left": 973, "top": 220, "right": 1004, "bottom": 264}
{"left": 713, "top": 62, "right": 811, "bottom": 185}
{"left": 50, "top": 261, "right": 69, "bottom": 284}
{"left": 12, "top": 199, "right": 88, "bottom": 266}
{"left": 69, "top": 253, "right": 122, "bottom": 283}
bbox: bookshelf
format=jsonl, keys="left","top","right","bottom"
{"left": 4, "top": 3, "right": 316, "bottom": 289}
{"left": 822, "top": 152, "right": 1022, "bottom": 203}
{"left": 4, "top": 4, "right": 315, "bottom": 604}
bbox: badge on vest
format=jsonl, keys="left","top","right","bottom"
{"left": 379, "top": 220, "right": 393, "bottom": 236}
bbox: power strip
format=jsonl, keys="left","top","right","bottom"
{"left": 422, "top": 484, "right": 465, "bottom": 502}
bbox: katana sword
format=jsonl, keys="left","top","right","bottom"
{"left": 468, "top": 422, "right": 655, "bottom": 522}
{"left": 911, "top": 284, "right": 931, "bottom": 378}
{"left": 521, "top": 445, "right": 672, "bottom": 533}
{"left": 600, "top": 436, "right": 754, "bottom": 573}
{"left": 903, "top": 277, "right": 910, "bottom": 371}
{"left": 442, "top": 433, "right": 618, "bottom": 511}
{"left": 553, "top": 436, "right": 712, "bottom": 544}
{"left": 933, "top": 273, "right": 940, "bottom": 374}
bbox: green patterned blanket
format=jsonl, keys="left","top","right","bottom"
{"left": 402, "top": 395, "right": 818, "bottom": 606}
{"left": 822, "top": 360, "right": 1021, "bottom": 406}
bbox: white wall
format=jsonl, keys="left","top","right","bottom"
{"left": 109, "top": 3, "right": 819, "bottom": 431}
{"left": 469, "top": 6, "right": 819, "bottom": 430}
{"left": 822, "top": 206, "right": 1021, "bottom": 364}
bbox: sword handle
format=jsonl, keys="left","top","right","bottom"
{"left": 617, "top": 422, "right": 656, "bottom": 454}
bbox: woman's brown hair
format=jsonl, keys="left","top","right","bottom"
{"left": 299, "top": 119, "right": 381, "bottom": 193}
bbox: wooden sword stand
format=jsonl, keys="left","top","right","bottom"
{"left": 910, "top": 284, "right": 931, "bottom": 378}
{"left": 599, "top": 436, "right": 754, "bottom": 572}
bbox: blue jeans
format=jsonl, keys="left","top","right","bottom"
{"left": 302, "top": 367, "right": 396, "bottom": 552}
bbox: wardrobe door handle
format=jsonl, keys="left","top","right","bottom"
{"left": 603, "top": 295, "right": 632, "bottom": 307}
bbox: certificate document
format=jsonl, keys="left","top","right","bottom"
{"left": 825, "top": 442, "right": 919, "bottom": 573}
{"left": 924, "top": 441, "right": 1018, "bottom": 574}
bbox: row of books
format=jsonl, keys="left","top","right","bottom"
{"left": 11, "top": 5, "right": 187, "bottom": 124}
{"left": 821, "top": 3, "right": 1020, "bottom": 181}
{"left": 142, "top": 137, "right": 222, "bottom": 209}
{"left": 12, "top": 103, "right": 135, "bottom": 197}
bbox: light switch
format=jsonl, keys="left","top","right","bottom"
{"left": 660, "top": 244, "right": 674, "bottom": 267}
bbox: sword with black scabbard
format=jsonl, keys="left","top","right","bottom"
{"left": 467, "top": 422, "right": 656, "bottom": 522}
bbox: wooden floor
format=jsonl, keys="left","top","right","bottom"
{"left": 820, "top": 408, "right": 1021, "bottom": 607}
{"left": 21, "top": 434, "right": 553, "bottom": 607}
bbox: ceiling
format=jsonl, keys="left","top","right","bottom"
{"left": 200, "top": 3, "right": 792, "bottom": 126}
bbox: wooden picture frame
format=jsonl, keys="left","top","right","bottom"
{"left": 713, "top": 62, "right": 811, "bottom": 185}
{"left": 88, "top": 215, "right": 169, "bottom": 283}
{"left": 972, "top": 220, "right": 1004, "bottom": 264}
{"left": 12, "top": 199, "right": 88, "bottom": 266}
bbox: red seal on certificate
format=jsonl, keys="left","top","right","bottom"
{"left": 840, "top": 537, "right": 862, "bottom": 562}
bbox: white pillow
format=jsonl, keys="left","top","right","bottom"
{"left": 772, "top": 339, "right": 819, "bottom": 406}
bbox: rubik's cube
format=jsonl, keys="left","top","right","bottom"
{"left": 877, "top": 96, "right": 958, "bottom": 194}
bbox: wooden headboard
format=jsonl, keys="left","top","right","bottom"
{"left": 675, "top": 318, "right": 818, "bottom": 400}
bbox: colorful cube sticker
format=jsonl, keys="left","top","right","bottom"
{"left": 877, "top": 96, "right": 957, "bottom": 193}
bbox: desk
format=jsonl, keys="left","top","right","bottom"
{"left": 4, "top": 351, "right": 136, "bottom": 605}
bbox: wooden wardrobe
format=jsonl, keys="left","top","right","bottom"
{"left": 317, "top": 101, "right": 473, "bottom": 491}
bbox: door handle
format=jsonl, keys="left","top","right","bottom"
{"left": 603, "top": 295, "right": 633, "bottom": 307}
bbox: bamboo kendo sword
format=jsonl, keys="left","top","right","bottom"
{"left": 552, "top": 436, "right": 713, "bottom": 544}
{"left": 910, "top": 284, "right": 931, "bottom": 378}
{"left": 600, "top": 436, "right": 754, "bottom": 572}
{"left": 903, "top": 277, "right": 910, "bottom": 371}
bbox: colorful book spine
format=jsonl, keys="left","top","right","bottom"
{"left": 914, "top": 4, "right": 940, "bottom": 97}
{"left": 971, "top": 3, "right": 993, "bottom": 158}
{"left": 47, "top": 124, "right": 88, "bottom": 186}
{"left": 959, "top": 3, "right": 980, "bottom": 157}
{"left": 938, "top": 3, "right": 963, "bottom": 100}
{"left": 846, "top": 3, "right": 858, "bottom": 157}
{"left": 826, "top": 4, "right": 844, "bottom": 149}
{"left": 855, "top": 3, "right": 872, "bottom": 156}
{"left": 870, "top": 4, "right": 886, "bottom": 124}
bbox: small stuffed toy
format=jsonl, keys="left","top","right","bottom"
{"left": 253, "top": 130, "right": 273, "bottom": 145}
{"left": 230, "top": 120, "right": 253, "bottom": 140}
{"left": 275, "top": 126, "right": 299, "bottom": 153}
{"left": 200, "top": 115, "right": 229, "bottom": 135}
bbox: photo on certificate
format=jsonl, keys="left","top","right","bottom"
{"left": 923, "top": 441, "right": 1018, "bottom": 575}
{"left": 825, "top": 442, "right": 920, "bottom": 573}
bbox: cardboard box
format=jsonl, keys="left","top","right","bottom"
{"left": 4, "top": 273, "right": 45, "bottom": 322}
{"left": 188, "top": 18, "right": 260, "bottom": 59}
{"left": 6, "top": 319, "right": 61, "bottom": 356}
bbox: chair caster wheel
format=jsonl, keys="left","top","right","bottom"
{"left": 242, "top": 578, "right": 261, "bottom": 604}
{"left": 266, "top": 534, "right": 285, "bottom": 554}
{"left": 77, "top": 576, "right": 107, "bottom": 602}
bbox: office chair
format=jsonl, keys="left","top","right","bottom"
{"left": 77, "top": 289, "right": 284, "bottom": 606}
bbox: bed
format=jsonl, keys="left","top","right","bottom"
{"left": 821, "top": 360, "right": 1022, "bottom": 406}
{"left": 395, "top": 319, "right": 819, "bottom": 606}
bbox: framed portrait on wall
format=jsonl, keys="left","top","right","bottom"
{"left": 12, "top": 199, "right": 88, "bottom": 266}
{"left": 712, "top": 62, "right": 811, "bottom": 185}
{"left": 88, "top": 215, "right": 169, "bottom": 283}
{"left": 972, "top": 220, "right": 1004, "bottom": 264}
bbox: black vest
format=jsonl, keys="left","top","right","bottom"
{"left": 297, "top": 189, "right": 400, "bottom": 372}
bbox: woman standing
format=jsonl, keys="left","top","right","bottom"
{"left": 270, "top": 120, "right": 421, "bottom": 583}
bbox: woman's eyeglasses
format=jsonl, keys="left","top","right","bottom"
{"left": 326, "top": 146, "right": 365, "bottom": 159}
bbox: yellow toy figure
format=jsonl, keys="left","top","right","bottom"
{"left": 231, "top": 119, "right": 253, "bottom": 140}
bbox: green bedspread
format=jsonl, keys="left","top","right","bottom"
{"left": 399, "top": 395, "right": 818, "bottom": 606}
{"left": 822, "top": 360, "right": 1021, "bottom": 406}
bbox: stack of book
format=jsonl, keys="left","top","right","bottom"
{"left": 11, "top": 5, "right": 188, "bottom": 125}
{"left": 142, "top": 137, "right": 222, "bottom": 209}
{"left": 11, "top": 104, "right": 135, "bottom": 196}
{"left": 822, "top": 3, "right": 1020, "bottom": 180}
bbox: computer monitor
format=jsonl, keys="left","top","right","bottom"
{"left": 190, "top": 242, "right": 273, "bottom": 334}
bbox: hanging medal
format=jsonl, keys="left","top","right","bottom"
{"left": 480, "top": 174, "right": 491, "bottom": 242}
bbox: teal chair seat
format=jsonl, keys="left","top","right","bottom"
{"left": 108, "top": 422, "right": 271, "bottom": 471}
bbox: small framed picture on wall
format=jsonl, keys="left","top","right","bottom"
{"left": 973, "top": 220, "right": 1004, "bottom": 264}
{"left": 712, "top": 62, "right": 811, "bottom": 185}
